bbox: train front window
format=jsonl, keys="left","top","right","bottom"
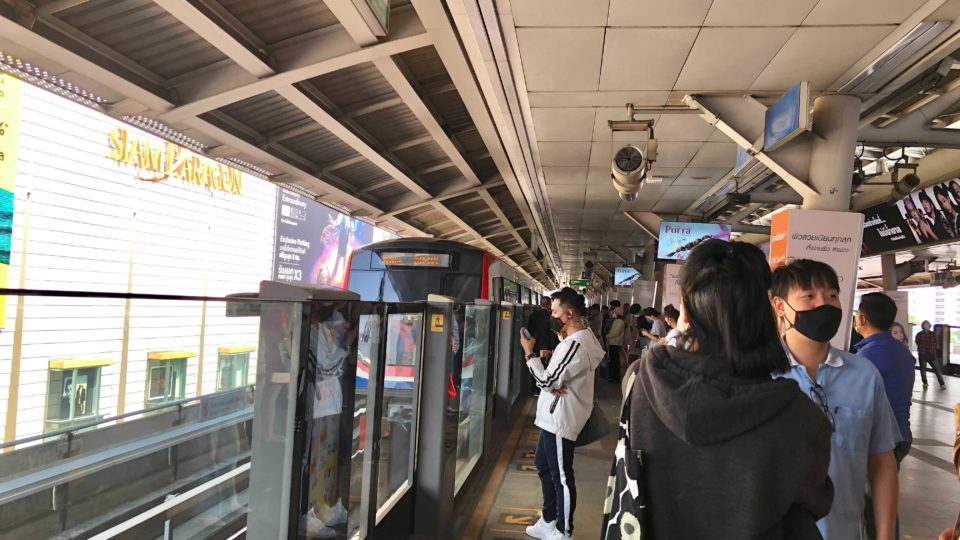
{"left": 346, "top": 270, "right": 383, "bottom": 301}
{"left": 442, "top": 274, "right": 481, "bottom": 303}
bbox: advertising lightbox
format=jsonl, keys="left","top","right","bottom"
{"left": 614, "top": 266, "right": 640, "bottom": 286}
{"left": 657, "top": 221, "right": 732, "bottom": 261}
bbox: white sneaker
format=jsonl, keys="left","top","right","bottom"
{"left": 549, "top": 529, "right": 573, "bottom": 540}
{"left": 526, "top": 517, "right": 557, "bottom": 539}
{"left": 303, "top": 508, "right": 336, "bottom": 538}
{"left": 318, "top": 500, "right": 348, "bottom": 526}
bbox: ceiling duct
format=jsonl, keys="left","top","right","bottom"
{"left": 839, "top": 21, "right": 953, "bottom": 94}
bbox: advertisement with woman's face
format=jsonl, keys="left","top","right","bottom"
{"left": 862, "top": 176, "right": 960, "bottom": 254}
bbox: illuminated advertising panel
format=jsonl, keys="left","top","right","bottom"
{"left": 657, "top": 221, "right": 732, "bottom": 260}
{"left": 613, "top": 266, "right": 640, "bottom": 286}
{"left": 273, "top": 189, "right": 376, "bottom": 287}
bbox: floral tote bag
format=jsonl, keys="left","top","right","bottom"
{"left": 600, "top": 372, "right": 646, "bottom": 540}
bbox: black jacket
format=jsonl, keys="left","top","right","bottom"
{"left": 624, "top": 347, "right": 833, "bottom": 540}
{"left": 526, "top": 308, "right": 557, "bottom": 353}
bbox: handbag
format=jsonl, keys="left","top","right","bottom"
{"left": 600, "top": 372, "right": 646, "bottom": 540}
{"left": 574, "top": 401, "right": 610, "bottom": 447}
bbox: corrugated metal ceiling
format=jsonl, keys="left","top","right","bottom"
{"left": 0, "top": 0, "right": 549, "bottom": 286}
{"left": 57, "top": 0, "right": 227, "bottom": 80}
{"left": 219, "top": 0, "right": 339, "bottom": 45}
{"left": 218, "top": 91, "right": 309, "bottom": 135}
{"left": 307, "top": 63, "right": 395, "bottom": 112}
{"left": 353, "top": 103, "right": 426, "bottom": 146}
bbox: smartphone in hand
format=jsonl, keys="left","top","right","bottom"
{"left": 521, "top": 327, "right": 533, "bottom": 340}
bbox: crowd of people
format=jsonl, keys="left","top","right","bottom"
{"left": 518, "top": 238, "right": 955, "bottom": 540}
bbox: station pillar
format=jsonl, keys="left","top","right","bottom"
{"left": 803, "top": 94, "right": 861, "bottom": 212}
{"left": 771, "top": 94, "right": 864, "bottom": 349}
{"left": 642, "top": 244, "right": 656, "bottom": 284}
{"left": 881, "top": 253, "right": 898, "bottom": 291}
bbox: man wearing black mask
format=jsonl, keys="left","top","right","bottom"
{"left": 771, "top": 259, "right": 901, "bottom": 540}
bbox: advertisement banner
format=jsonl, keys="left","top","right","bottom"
{"left": 0, "top": 73, "right": 22, "bottom": 326}
{"left": 768, "top": 209, "right": 864, "bottom": 349}
{"left": 657, "top": 221, "right": 732, "bottom": 261}
{"left": 662, "top": 264, "right": 682, "bottom": 310}
{"left": 861, "top": 177, "right": 960, "bottom": 256}
{"left": 613, "top": 266, "right": 640, "bottom": 286}
{"left": 274, "top": 189, "right": 375, "bottom": 288}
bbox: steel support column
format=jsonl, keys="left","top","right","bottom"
{"left": 881, "top": 253, "right": 899, "bottom": 291}
{"left": 804, "top": 95, "right": 861, "bottom": 211}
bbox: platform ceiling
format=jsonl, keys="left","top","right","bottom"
{"left": 4, "top": 0, "right": 960, "bottom": 287}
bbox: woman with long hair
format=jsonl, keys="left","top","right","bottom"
{"left": 904, "top": 196, "right": 937, "bottom": 243}
{"left": 890, "top": 322, "right": 910, "bottom": 348}
{"left": 934, "top": 185, "right": 960, "bottom": 237}
{"left": 918, "top": 190, "right": 951, "bottom": 240}
{"left": 616, "top": 240, "right": 833, "bottom": 539}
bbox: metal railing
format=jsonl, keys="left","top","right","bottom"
{"left": 0, "top": 385, "right": 255, "bottom": 452}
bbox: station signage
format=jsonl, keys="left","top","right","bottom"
{"left": 108, "top": 127, "right": 243, "bottom": 195}
{"left": 568, "top": 279, "right": 590, "bottom": 287}
{"left": 763, "top": 81, "right": 811, "bottom": 152}
{"left": 860, "top": 176, "right": 960, "bottom": 256}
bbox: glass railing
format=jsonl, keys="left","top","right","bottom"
{"left": 0, "top": 287, "right": 522, "bottom": 539}
{"left": 0, "top": 289, "right": 284, "bottom": 539}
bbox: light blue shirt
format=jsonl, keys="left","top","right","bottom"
{"left": 776, "top": 345, "right": 900, "bottom": 540}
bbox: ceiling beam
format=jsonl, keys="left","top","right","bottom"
{"left": 37, "top": 15, "right": 167, "bottom": 89}
{"left": 34, "top": 0, "right": 91, "bottom": 18}
{"left": 276, "top": 86, "right": 431, "bottom": 199}
{"left": 477, "top": 189, "right": 527, "bottom": 249}
{"left": 411, "top": 0, "right": 553, "bottom": 270}
{"left": 322, "top": 0, "right": 380, "bottom": 46}
{"left": 154, "top": 2, "right": 433, "bottom": 201}
{"left": 431, "top": 201, "right": 534, "bottom": 281}
{"left": 159, "top": 29, "right": 431, "bottom": 121}
{"left": 374, "top": 57, "right": 481, "bottom": 186}
{"left": 153, "top": 0, "right": 274, "bottom": 77}
{"left": 382, "top": 177, "right": 505, "bottom": 217}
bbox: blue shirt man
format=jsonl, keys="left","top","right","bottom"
{"left": 853, "top": 292, "right": 916, "bottom": 540}
{"left": 780, "top": 347, "right": 900, "bottom": 540}
{"left": 771, "top": 259, "right": 901, "bottom": 540}
{"left": 854, "top": 332, "right": 915, "bottom": 443}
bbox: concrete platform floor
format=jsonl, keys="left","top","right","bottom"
{"left": 469, "top": 371, "right": 960, "bottom": 540}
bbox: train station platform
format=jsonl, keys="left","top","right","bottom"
{"left": 466, "top": 374, "right": 960, "bottom": 540}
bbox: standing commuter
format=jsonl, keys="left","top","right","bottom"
{"left": 527, "top": 297, "right": 558, "bottom": 357}
{"left": 605, "top": 306, "right": 625, "bottom": 383}
{"left": 656, "top": 305, "right": 681, "bottom": 347}
{"left": 853, "top": 292, "right": 915, "bottom": 540}
{"left": 520, "top": 288, "right": 605, "bottom": 540}
{"left": 619, "top": 240, "right": 833, "bottom": 538}
{"left": 587, "top": 304, "right": 602, "bottom": 339}
{"left": 640, "top": 308, "right": 668, "bottom": 348}
{"left": 772, "top": 259, "right": 901, "bottom": 540}
{"left": 915, "top": 320, "right": 947, "bottom": 389}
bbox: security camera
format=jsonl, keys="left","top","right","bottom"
{"left": 611, "top": 138, "right": 657, "bottom": 202}
{"left": 886, "top": 163, "right": 920, "bottom": 204}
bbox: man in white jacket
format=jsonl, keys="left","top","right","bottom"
{"left": 520, "top": 287, "right": 605, "bottom": 540}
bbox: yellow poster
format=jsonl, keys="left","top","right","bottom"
{"left": 0, "top": 73, "right": 23, "bottom": 326}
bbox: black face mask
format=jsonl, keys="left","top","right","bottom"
{"left": 784, "top": 302, "right": 843, "bottom": 343}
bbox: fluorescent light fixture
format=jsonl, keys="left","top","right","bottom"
{"left": 840, "top": 21, "right": 952, "bottom": 94}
